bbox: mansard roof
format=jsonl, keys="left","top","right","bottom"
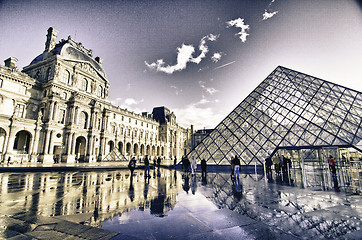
{"left": 29, "top": 37, "right": 106, "bottom": 78}
{"left": 188, "top": 66, "right": 362, "bottom": 165}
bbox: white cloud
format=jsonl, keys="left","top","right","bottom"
{"left": 124, "top": 98, "right": 144, "bottom": 106}
{"left": 145, "top": 44, "right": 195, "bottom": 74}
{"left": 191, "top": 34, "right": 219, "bottom": 64}
{"left": 199, "top": 81, "right": 219, "bottom": 95}
{"left": 145, "top": 34, "right": 219, "bottom": 74}
{"left": 110, "top": 97, "right": 145, "bottom": 112}
{"left": 226, "top": 18, "right": 250, "bottom": 43}
{"left": 173, "top": 101, "right": 224, "bottom": 129}
{"left": 262, "top": 10, "right": 278, "bottom": 20}
{"left": 211, "top": 52, "right": 222, "bottom": 63}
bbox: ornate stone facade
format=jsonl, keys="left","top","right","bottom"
{"left": 0, "top": 27, "right": 192, "bottom": 164}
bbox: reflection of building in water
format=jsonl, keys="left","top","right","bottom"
{"left": 202, "top": 172, "right": 361, "bottom": 239}
{"left": 0, "top": 27, "right": 192, "bottom": 164}
{"left": 0, "top": 169, "right": 183, "bottom": 227}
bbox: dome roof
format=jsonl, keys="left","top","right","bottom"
{"left": 30, "top": 38, "right": 106, "bottom": 78}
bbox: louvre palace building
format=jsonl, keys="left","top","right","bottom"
{"left": 0, "top": 27, "right": 192, "bottom": 164}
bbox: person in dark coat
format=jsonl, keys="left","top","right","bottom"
{"left": 144, "top": 155, "right": 150, "bottom": 178}
{"left": 265, "top": 156, "right": 273, "bottom": 178}
{"left": 128, "top": 157, "right": 136, "bottom": 176}
{"left": 201, "top": 159, "right": 207, "bottom": 178}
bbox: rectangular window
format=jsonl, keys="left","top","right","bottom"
{"left": 19, "top": 85, "right": 27, "bottom": 95}
{"left": 0, "top": 79, "right": 3, "bottom": 88}
{"left": 98, "top": 119, "right": 101, "bottom": 130}
{"left": 14, "top": 104, "right": 25, "bottom": 118}
{"left": 58, "top": 109, "right": 66, "bottom": 124}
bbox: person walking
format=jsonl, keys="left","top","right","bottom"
{"left": 157, "top": 156, "right": 161, "bottom": 167}
{"left": 265, "top": 156, "right": 273, "bottom": 178}
{"left": 329, "top": 155, "right": 337, "bottom": 174}
{"left": 234, "top": 155, "right": 240, "bottom": 179}
{"left": 329, "top": 155, "right": 339, "bottom": 190}
{"left": 201, "top": 159, "right": 207, "bottom": 178}
{"left": 128, "top": 156, "right": 136, "bottom": 176}
{"left": 191, "top": 157, "right": 197, "bottom": 175}
{"left": 144, "top": 155, "right": 150, "bottom": 178}
{"left": 230, "top": 157, "right": 235, "bottom": 179}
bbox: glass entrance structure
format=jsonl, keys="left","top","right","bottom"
{"left": 188, "top": 66, "right": 362, "bottom": 170}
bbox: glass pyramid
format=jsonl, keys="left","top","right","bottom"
{"left": 188, "top": 66, "right": 362, "bottom": 166}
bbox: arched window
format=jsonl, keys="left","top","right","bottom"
{"left": 80, "top": 78, "right": 88, "bottom": 91}
{"left": 79, "top": 111, "right": 88, "bottom": 129}
{"left": 46, "top": 67, "right": 51, "bottom": 82}
{"left": 63, "top": 70, "right": 71, "bottom": 84}
{"left": 97, "top": 85, "right": 103, "bottom": 97}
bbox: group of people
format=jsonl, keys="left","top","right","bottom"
{"left": 128, "top": 155, "right": 163, "bottom": 178}
{"left": 230, "top": 155, "right": 241, "bottom": 179}
{"left": 265, "top": 154, "right": 292, "bottom": 178}
{"left": 180, "top": 155, "right": 207, "bottom": 177}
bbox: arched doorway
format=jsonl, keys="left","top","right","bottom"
{"left": 107, "top": 140, "right": 114, "bottom": 154}
{"left": 13, "top": 130, "right": 31, "bottom": 154}
{"left": 146, "top": 145, "right": 150, "bottom": 156}
{"left": 118, "top": 141, "right": 123, "bottom": 154}
{"left": 140, "top": 144, "right": 145, "bottom": 156}
{"left": 133, "top": 143, "right": 139, "bottom": 156}
{"left": 157, "top": 146, "right": 160, "bottom": 156}
{"left": 126, "top": 142, "right": 132, "bottom": 156}
{"left": 75, "top": 136, "right": 86, "bottom": 162}
{"left": 152, "top": 146, "right": 155, "bottom": 157}
{"left": 0, "top": 128, "right": 6, "bottom": 162}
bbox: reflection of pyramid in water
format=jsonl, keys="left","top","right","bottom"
{"left": 189, "top": 66, "right": 362, "bottom": 165}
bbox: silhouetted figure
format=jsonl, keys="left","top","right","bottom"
{"left": 329, "top": 155, "right": 339, "bottom": 190}
{"left": 191, "top": 157, "right": 197, "bottom": 175}
{"left": 273, "top": 154, "right": 280, "bottom": 174}
{"left": 265, "top": 156, "right": 273, "bottom": 179}
{"left": 157, "top": 156, "right": 161, "bottom": 167}
{"left": 144, "top": 155, "right": 150, "bottom": 178}
{"left": 329, "top": 155, "right": 337, "bottom": 174}
{"left": 128, "top": 157, "right": 136, "bottom": 176}
{"left": 234, "top": 156, "right": 240, "bottom": 179}
{"left": 230, "top": 157, "right": 235, "bottom": 179}
{"left": 201, "top": 159, "right": 207, "bottom": 178}
{"left": 7, "top": 156, "right": 11, "bottom": 165}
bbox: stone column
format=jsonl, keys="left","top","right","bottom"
{"left": 71, "top": 133, "right": 76, "bottom": 155}
{"left": 48, "top": 101, "right": 54, "bottom": 121}
{"left": 48, "top": 131, "right": 54, "bottom": 154}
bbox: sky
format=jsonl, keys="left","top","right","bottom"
{"left": 1, "top": 0, "right": 362, "bottom": 130}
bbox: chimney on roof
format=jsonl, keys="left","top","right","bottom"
{"left": 44, "top": 27, "right": 58, "bottom": 53}
{"left": 4, "top": 57, "right": 18, "bottom": 69}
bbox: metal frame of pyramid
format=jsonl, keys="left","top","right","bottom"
{"left": 103, "top": 147, "right": 128, "bottom": 162}
{"left": 188, "top": 66, "right": 362, "bottom": 166}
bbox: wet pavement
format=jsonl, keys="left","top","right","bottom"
{"left": 0, "top": 165, "right": 361, "bottom": 239}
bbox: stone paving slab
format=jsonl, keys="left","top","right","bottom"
{"left": 1, "top": 214, "right": 120, "bottom": 240}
